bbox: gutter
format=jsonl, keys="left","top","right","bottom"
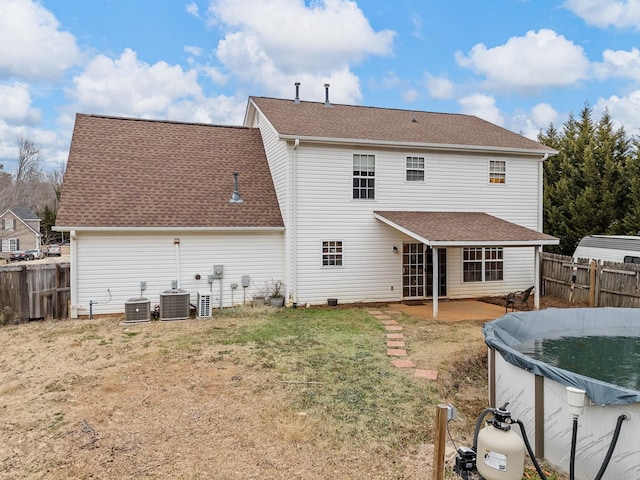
{"left": 53, "top": 226, "right": 286, "bottom": 233}
{"left": 279, "top": 134, "right": 558, "bottom": 157}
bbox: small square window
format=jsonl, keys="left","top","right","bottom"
{"left": 322, "top": 241, "right": 343, "bottom": 266}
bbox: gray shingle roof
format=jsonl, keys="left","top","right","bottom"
{"left": 250, "top": 97, "right": 555, "bottom": 154}
{"left": 56, "top": 114, "right": 284, "bottom": 229}
{"left": 8, "top": 207, "right": 39, "bottom": 221}
{"left": 374, "top": 211, "right": 558, "bottom": 246}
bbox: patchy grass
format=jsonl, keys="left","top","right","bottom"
{"left": 0, "top": 304, "right": 566, "bottom": 479}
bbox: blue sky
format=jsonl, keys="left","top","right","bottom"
{"left": 2, "top": 0, "right": 640, "bottom": 171}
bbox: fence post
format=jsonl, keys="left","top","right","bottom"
{"left": 589, "top": 260, "right": 597, "bottom": 307}
{"left": 20, "top": 265, "right": 29, "bottom": 323}
{"left": 432, "top": 404, "right": 449, "bottom": 480}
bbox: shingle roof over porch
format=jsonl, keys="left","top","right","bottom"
{"left": 374, "top": 211, "right": 558, "bottom": 247}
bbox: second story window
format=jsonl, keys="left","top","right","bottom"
{"left": 489, "top": 160, "right": 506, "bottom": 184}
{"left": 3, "top": 219, "right": 15, "bottom": 231}
{"left": 353, "top": 154, "right": 375, "bottom": 199}
{"left": 406, "top": 156, "right": 425, "bottom": 181}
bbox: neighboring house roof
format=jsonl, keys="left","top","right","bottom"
{"left": 248, "top": 96, "right": 557, "bottom": 155}
{"left": 374, "top": 211, "right": 559, "bottom": 247}
{"left": 8, "top": 207, "right": 39, "bottom": 221}
{"left": 0, "top": 207, "right": 40, "bottom": 235}
{"left": 56, "top": 114, "right": 284, "bottom": 230}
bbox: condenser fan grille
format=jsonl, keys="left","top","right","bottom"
{"left": 159, "top": 290, "right": 190, "bottom": 321}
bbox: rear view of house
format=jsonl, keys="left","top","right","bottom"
{"left": 56, "top": 91, "right": 558, "bottom": 318}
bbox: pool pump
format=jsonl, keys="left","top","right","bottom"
{"left": 454, "top": 403, "right": 546, "bottom": 480}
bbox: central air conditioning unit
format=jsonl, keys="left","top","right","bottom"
{"left": 159, "top": 289, "right": 190, "bottom": 321}
{"left": 197, "top": 292, "right": 212, "bottom": 318}
{"left": 124, "top": 297, "right": 151, "bottom": 323}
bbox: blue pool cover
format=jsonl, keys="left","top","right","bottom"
{"left": 483, "top": 307, "right": 640, "bottom": 405}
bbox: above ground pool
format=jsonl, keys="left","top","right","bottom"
{"left": 483, "top": 308, "right": 640, "bottom": 480}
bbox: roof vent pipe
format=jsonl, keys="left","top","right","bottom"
{"left": 294, "top": 82, "right": 300, "bottom": 104}
{"left": 324, "top": 83, "right": 331, "bottom": 107}
{"left": 230, "top": 172, "right": 244, "bottom": 204}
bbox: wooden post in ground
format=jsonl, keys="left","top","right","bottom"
{"left": 432, "top": 404, "right": 449, "bottom": 480}
{"left": 589, "top": 260, "right": 597, "bottom": 307}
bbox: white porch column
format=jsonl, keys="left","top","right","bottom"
{"left": 534, "top": 246, "right": 540, "bottom": 310}
{"left": 433, "top": 246, "right": 439, "bottom": 320}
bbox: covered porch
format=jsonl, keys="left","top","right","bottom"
{"left": 374, "top": 211, "right": 559, "bottom": 320}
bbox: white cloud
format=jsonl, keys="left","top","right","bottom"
{"left": 184, "top": 45, "right": 204, "bottom": 57}
{"left": 594, "top": 91, "right": 640, "bottom": 136}
{"left": 424, "top": 73, "right": 455, "bottom": 99}
{"left": 0, "top": 83, "right": 40, "bottom": 125}
{"left": 594, "top": 47, "right": 640, "bottom": 80}
{"left": 0, "top": 0, "right": 80, "bottom": 80}
{"left": 458, "top": 93, "right": 505, "bottom": 126}
{"left": 509, "top": 103, "right": 560, "bottom": 140}
{"left": 564, "top": 0, "right": 640, "bottom": 29}
{"left": 208, "top": 0, "right": 395, "bottom": 103}
{"left": 455, "top": 29, "right": 590, "bottom": 92}
{"left": 186, "top": 2, "right": 200, "bottom": 17}
{"left": 69, "top": 49, "right": 203, "bottom": 118}
{"left": 403, "top": 89, "right": 419, "bottom": 102}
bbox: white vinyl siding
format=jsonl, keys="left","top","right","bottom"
{"left": 72, "top": 231, "right": 284, "bottom": 317}
{"left": 289, "top": 144, "right": 541, "bottom": 304}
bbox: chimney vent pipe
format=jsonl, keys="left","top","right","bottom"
{"left": 324, "top": 83, "right": 331, "bottom": 107}
{"left": 230, "top": 172, "right": 244, "bottom": 203}
{"left": 294, "top": 82, "right": 300, "bottom": 104}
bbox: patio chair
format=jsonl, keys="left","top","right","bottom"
{"left": 504, "top": 286, "right": 534, "bottom": 312}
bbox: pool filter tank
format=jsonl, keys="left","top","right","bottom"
{"left": 475, "top": 406, "right": 525, "bottom": 480}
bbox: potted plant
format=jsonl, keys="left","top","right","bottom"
{"left": 267, "top": 279, "right": 286, "bottom": 307}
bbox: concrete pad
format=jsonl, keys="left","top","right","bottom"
{"left": 394, "top": 299, "right": 506, "bottom": 322}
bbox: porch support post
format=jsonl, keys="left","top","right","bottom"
{"left": 534, "top": 246, "right": 540, "bottom": 310}
{"left": 432, "top": 246, "right": 439, "bottom": 320}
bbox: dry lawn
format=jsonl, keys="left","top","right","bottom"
{"left": 0, "top": 300, "right": 568, "bottom": 479}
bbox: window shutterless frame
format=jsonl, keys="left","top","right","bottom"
{"left": 488, "top": 160, "right": 506, "bottom": 185}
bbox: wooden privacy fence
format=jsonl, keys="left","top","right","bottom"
{"left": 0, "top": 263, "right": 70, "bottom": 323}
{"left": 541, "top": 252, "right": 640, "bottom": 308}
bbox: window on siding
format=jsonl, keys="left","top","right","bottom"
{"left": 3, "top": 219, "right": 15, "bottom": 230}
{"left": 322, "top": 240, "right": 343, "bottom": 266}
{"left": 406, "top": 156, "right": 425, "bottom": 181}
{"left": 353, "top": 154, "right": 375, "bottom": 199}
{"left": 489, "top": 160, "right": 506, "bottom": 184}
{"left": 463, "top": 247, "right": 503, "bottom": 282}
{"left": 1, "top": 238, "right": 19, "bottom": 252}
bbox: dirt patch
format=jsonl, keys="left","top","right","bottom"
{"left": 0, "top": 300, "right": 568, "bottom": 479}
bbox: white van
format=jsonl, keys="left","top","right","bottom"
{"left": 573, "top": 235, "right": 640, "bottom": 264}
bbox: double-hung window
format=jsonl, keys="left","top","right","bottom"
{"left": 463, "top": 247, "right": 503, "bottom": 282}
{"left": 406, "top": 156, "right": 425, "bottom": 181}
{"left": 489, "top": 160, "right": 506, "bottom": 184}
{"left": 353, "top": 154, "right": 375, "bottom": 199}
{"left": 322, "top": 241, "right": 343, "bottom": 266}
{"left": 3, "top": 219, "right": 15, "bottom": 231}
{"left": 1, "top": 238, "right": 19, "bottom": 252}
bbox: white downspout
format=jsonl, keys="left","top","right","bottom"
{"left": 432, "top": 246, "right": 439, "bottom": 320}
{"left": 174, "top": 238, "right": 181, "bottom": 289}
{"left": 536, "top": 153, "right": 548, "bottom": 310}
{"left": 291, "top": 138, "right": 299, "bottom": 305}
{"left": 69, "top": 230, "right": 78, "bottom": 318}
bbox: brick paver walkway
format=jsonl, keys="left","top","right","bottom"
{"left": 367, "top": 309, "right": 439, "bottom": 381}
